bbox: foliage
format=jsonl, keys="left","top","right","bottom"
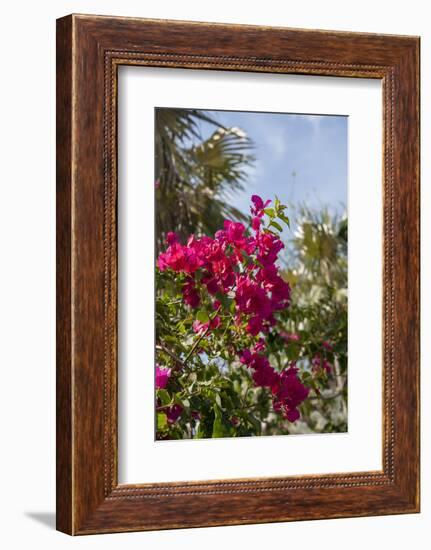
{"left": 281, "top": 207, "right": 348, "bottom": 434}
{"left": 154, "top": 197, "right": 346, "bottom": 439}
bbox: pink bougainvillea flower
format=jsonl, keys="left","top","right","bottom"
{"left": 251, "top": 216, "right": 261, "bottom": 231}
{"left": 281, "top": 331, "right": 300, "bottom": 342}
{"left": 256, "top": 231, "right": 284, "bottom": 266}
{"left": 322, "top": 340, "right": 333, "bottom": 351}
{"left": 166, "top": 404, "right": 183, "bottom": 424}
{"left": 252, "top": 364, "right": 278, "bottom": 387}
{"left": 271, "top": 367, "right": 309, "bottom": 421}
{"left": 311, "top": 355, "right": 332, "bottom": 374}
{"left": 223, "top": 220, "right": 247, "bottom": 248}
{"left": 201, "top": 273, "right": 220, "bottom": 295}
{"left": 250, "top": 195, "right": 271, "bottom": 217}
{"left": 214, "top": 229, "right": 227, "bottom": 243}
{"left": 156, "top": 243, "right": 185, "bottom": 272}
{"left": 251, "top": 195, "right": 264, "bottom": 210}
{"left": 156, "top": 253, "right": 168, "bottom": 271}
{"left": 230, "top": 416, "right": 240, "bottom": 427}
{"left": 253, "top": 338, "right": 266, "bottom": 353}
{"left": 247, "top": 315, "right": 264, "bottom": 336}
{"left": 156, "top": 242, "right": 203, "bottom": 274}
{"left": 240, "top": 349, "right": 253, "bottom": 365}
{"left": 192, "top": 319, "right": 209, "bottom": 334}
{"left": 155, "top": 365, "right": 171, "bottom": 389}
{"left": 183, "top": 247, "right": 203, "bottom": 274}
{"left": 236, "top": 275, "right": 272, "bottom": 318}
{"left": 210, "top": 256, "right": 235, "bottom": 291}
{"left": 231, "top": 248, "right": 244, "bottom": 265}
{"left": 277, "top": 367, "right": 309, "bottom": 402}
{"left": 182, "top": 279, "right": 200, "bottom": 308}
{"left": 210, "top": 315, "right": 221, "bottom": 330}
{"left": 192, "top": 315, "right": 220, "bottom": 334}
{"left": 284, "top": 407, "right": 300, "bottom": 422}
{"left": 239, "top": 346, "right": 309, "bottom": 423}
{"left": 166, "top": 231, "right": 178, "bottom": 245}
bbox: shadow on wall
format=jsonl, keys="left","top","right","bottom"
{"left": 25, "top": 512, "right": 55, "bottom": 530}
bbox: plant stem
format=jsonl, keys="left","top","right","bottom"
{"left": 183, "top": 306, "right": 221, "bottom": 366}
{"left": 155, "top": 343, "right": 185, "bottom": 368}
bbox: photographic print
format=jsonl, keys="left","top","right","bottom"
{"left": 155, "top": 107, "right": 348, "bottom": 440}
{"left": 57, "top": 16, "right": 420, "bottom": 533}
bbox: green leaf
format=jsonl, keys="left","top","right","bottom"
{"left": 286, "top": 343, "right": 300, "bottom": 361}
{"left": 212, "top": 405, "right": 230, "bottom": 438}
{"left": 181, "top": 398, "right": 190, "bottom": 408}
{"left": 196, "top": 310, "right": 209, "bottom": 323}
{"left": 263, "top": 228, "right": 278, "bottom": 236}
{"left": 215, "top": 292, "right": 231, "bottom": 310}
{"left": 157, "top": 412, "right": 168, "bottom": 431}
{"left": 173, "top": 393, "right": 185, "bottom": 406}
{"left": 196, "top": 418, "right": 210, "bottom": 439}
{"left": 215, "top": 393, "right": 222, "bottom": 408}
{"left": 278, "top": 213, "right": 290, "bottom": 227}
{"left": 264, "top": 208, "right": 276, "bottom": 218}
{"left": 247, "top": 413, "right": 262, "bottom": 435}
{"left": 269, "top": 220, "right": 283, "bottom": 232}
{"left": 156, "top": 389, "right": 171, "bottom": 406}
{"left": 302, "top": 371, "right": 312, "bottom": 384}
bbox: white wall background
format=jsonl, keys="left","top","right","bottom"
{"left": 0, "top": 1, "right": 427, "bottom": 548}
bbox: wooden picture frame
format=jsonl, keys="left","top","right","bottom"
{"left": 56, "top": 14, "right": 420, "bottom": 535}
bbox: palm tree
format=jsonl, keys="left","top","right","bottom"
{"left": 280, "top": 207, "right": 348, "bottom": 434}
{"left": 155, "top": 108, "right": 255, "bottom": 252}
{"left": 286, "top": 205, "right": 347, "bottom": 302}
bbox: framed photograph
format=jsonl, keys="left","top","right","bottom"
{"left": 56, "top": 14, "right": 420, "bottom": 534}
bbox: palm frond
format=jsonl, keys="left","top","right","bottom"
{"left": 155, "top": 109, "right": 255, "bottom": 252}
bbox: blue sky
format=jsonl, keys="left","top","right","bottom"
{"left": 196, "top": 109, "right": 347, "bottom": 220}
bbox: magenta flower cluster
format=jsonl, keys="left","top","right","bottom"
{"left": 157, "top": 195, "right": 291, "bottom": 336}
{"left": 155, "top": 365, "right": 171, "bottom": 389}
{"left": 240, "top": 343, "right": 309, "bottom": 422}
{"left": 156, "top": 195, "right": 311, "bottom": 424}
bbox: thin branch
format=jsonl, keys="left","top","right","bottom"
{"left": 183, "top": 306, "right": 221, "bottom": 366}
{"left": 156, "top": 343, "right": 185, "bottom": 368}
{"left": 183, "top": 325, "right": 211, "bottom": 365}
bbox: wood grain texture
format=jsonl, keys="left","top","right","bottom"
{"left": 56, "top": 16, "right": 73, "bottom": 535}
{"left": 56, "top": 14, "right": 420, "bottom": 535}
